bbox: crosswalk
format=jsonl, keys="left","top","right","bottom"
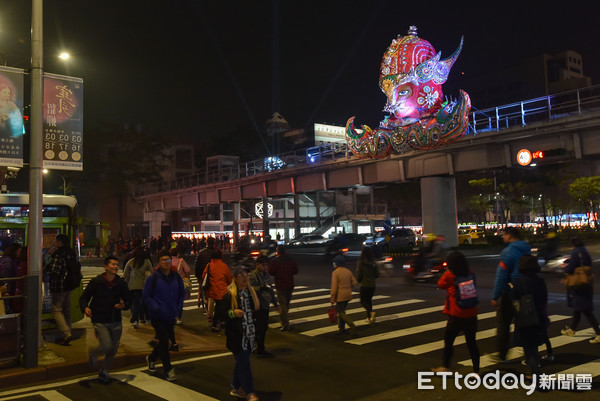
{"left": 81, "top": 271, "right": 600, "bottom": 381}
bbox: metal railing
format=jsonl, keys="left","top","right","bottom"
{"left": 135, "top": 85, "right": 600, "bottom": 197}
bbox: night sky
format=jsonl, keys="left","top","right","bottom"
{"left": 3, "top": 0, "right": 600, "bottom": 141}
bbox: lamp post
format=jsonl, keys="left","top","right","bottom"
{"left": 43, "top": 169, "right": 66, "bottom": 195}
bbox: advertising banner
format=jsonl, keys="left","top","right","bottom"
{"left": 0, "top": 66, "right": 26, "bottom": 167}
{"left": 43, "top": 73, "right": 83, "bottom": 171}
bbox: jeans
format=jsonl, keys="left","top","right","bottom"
{"left": 129, "top": 290, "right": 145, "bottom": 323}
{"left": 276, "top": 290, "right": 293, "bottom": 329}
{"left": 90, "top": 322, "right": 122, "bottom": 370}
{"left": 51, "top": 291, "right": 72, "bottom": 337}
{"left": 149, "top": 319, "right": 174, "bottom": 371}
{"left": 443, "top": 316, "right": 480, "bottom": 372}
{"left": 232, "top": 349, "right": 254, "bottom": 395}
{"left": 496, "top": 293, "right": 514, "bottom": 360}
{"left": 360, "top": 287, "right": 375, "bottom": 318}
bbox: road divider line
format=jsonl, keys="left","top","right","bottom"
{"left": 557, "top": 358, "right": 600, "bottom": 377}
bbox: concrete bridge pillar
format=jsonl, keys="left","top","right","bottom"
{"left": 420, "top": 177, "right": 458, "bottom": 247}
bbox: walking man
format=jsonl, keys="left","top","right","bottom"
{"left": 144, "top": 250, "right": 185, "bottom": 381}
{"left": 250, "top": 255, "right": 276, "bottom": 357}
{"left": 79, "top": 256, "right": 130, "bottom": 381}
{"left": 490, "top": 227, "right": 530, "bottom": 362}
{"left": 44, "top": 233, "right": 82, "bottom": 345}
{"left": 268, "top": 246, "right": 298, "bottom": 331}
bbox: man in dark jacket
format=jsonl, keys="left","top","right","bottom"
{"left": 143, "top": 250, "right": 185, "bottom": 382}
{"left": 490, "top": 227, "right": 531, "bottom": 362}
{"left": 79, "top": 256, "right": 130, "bottom": 381}
{"left": 268, "top": 246, "right": 298, "bottom": 331}
{"left": 43, "top": 233, "right": 81, "bottom": 345}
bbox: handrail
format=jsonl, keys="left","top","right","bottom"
{"left": 135, "top": 84, "right": 600, "bottom": 197}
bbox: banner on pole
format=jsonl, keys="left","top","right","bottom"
{"left": 0, "top": 66, "right": 26, "bottom": 167}
{"left": 43, "top": 73, "right": 83, "bottom": 171}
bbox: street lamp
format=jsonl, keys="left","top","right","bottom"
{"left": 42, "top": 169, "right": 66, "bottom": 195}
{"left": 58, "top": 52, "right": 70, "bottom": 60}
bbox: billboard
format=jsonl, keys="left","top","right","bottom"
{"left": 0, "top": 66, "right": 26, "bottom": 167}
{"left": 43, "top": 73, "right": 83, "bottom": 171}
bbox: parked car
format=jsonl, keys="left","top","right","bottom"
{"left": 458, "top": 228, "right": 484, "bottom": 244}
{"left": 288, "top": 234, "right": 327, "bottom": 246}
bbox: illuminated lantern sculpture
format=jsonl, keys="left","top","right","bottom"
{"left": 345, "top": 26, "right": 471, "bottom": 158}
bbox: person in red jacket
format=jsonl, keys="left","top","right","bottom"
{"left": 268, "top": 246, "right": 299, "bottom": 331}
{"left": 203, "top": 250, "right": 233, "bottom": 331}
{"left": 432, "top": 251, "right": 480, "bottom": 373}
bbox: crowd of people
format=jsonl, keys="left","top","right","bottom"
{"left": 2, "top": 228, "right": 600, "bottom": 398}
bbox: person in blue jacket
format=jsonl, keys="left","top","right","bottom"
{"left": 490, "top": 227, "right": 531, "bottom": 362}
{"left": 143, "top": 250, "right": 185, "bottom": 382}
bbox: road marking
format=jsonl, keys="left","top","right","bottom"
{"left": 345, "top": 311, "right": 497, "bottom": 345}
{"left": 0, "top": 353, "right": 231, "bottom": 399}
{"left": 301, "top": 305, "right": 443, "bottom": 337}
{"left": 270, "top": 299, "right": 422, "bottom": 328}
{"left": 557, "top": 358, "right": 600, "bottom": 377}
{"left": 398, "top": 315, "right": 570, "bottom": 355}
{"left": 124, "top": 369, "right": 219, "bottom": 400}
{"left": 0, "top": 390, "right": 72, "bottom": 401}
{"left": 458, "top": 326, "right": 595, "bottom": 368}
{"left": 271, "top": 295, "right": 391, "bottom": 316}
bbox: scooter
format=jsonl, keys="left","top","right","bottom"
{"left": 531, "top": 247, "right": 567, "bottom": 274}
{"left": 403, "top": 252, "right": 447, "bottom": 283}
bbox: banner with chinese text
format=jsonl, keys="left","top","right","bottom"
{"left": 0, "top": 66, "right": 25, "bottom": 167}
{"left": 43, "top": 73, "right": 83, "bottom": 171}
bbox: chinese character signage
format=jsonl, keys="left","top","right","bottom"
{"left": 0, "top": 66, "right": 25, "bottom": 167}
{"left": 43, "top": 73, "right": 83, "bottom": 171}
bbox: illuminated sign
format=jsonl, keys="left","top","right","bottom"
{"left": 517, "top": 149, "right": 532, "bottom": 166}
{"left": 255, "top": 201, "right": 273, "bottom": 219}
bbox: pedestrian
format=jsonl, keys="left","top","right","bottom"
{"left": 268, "top": 246, "right": 299, "bottom": 331}
{"left": 203, "top": 250, "right": 233, "bottom": 331}
{"left": 330, "top": 254, "right": 357, "bottom": 335}
{"left": 123, "top": 247, "right": 153, "bottom": 328}
{"left": 43, "top": 233, "right": 82, "bottom": 346}
{"left": 511, "top": 254, "right": 548, "bottom": 378}
{"left": 143, "top": 250, "right": 185, "bottom": 381}
{"left": 224, "top": 266, "right": 260, "bottom": 401}
{"left": 195, "top": 236, "right": 219, "bottom": 311}
{"left": 79, "top": 256, "right": 130, "bottom": 381}
{"left": 171, "top": 246, "right": 191, "bottom": 325}
{"left": 561, "top": 238, "right": 600, "bottom": 343}
{"left": 490, "top": 227, "right": 531, "bottom": 362}
{"left": 433, "top": 251, "right": 480, "bottom": 373}
{"left": 356, "top": 247, "right": 379, "bottom": 324}
{"left": 249, "top": 255, "right": 276, "bottom": 357}
{"left": 0, "top": 243, "right": 22, "bottom": 314}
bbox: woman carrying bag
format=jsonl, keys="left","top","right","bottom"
{"left": 561, "top": 238, "right": 600, "bottom": 344}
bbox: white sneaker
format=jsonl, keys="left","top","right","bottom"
{"left": 166, "top": 368, "right": 177, "bottom": 381}
{"left": 590, "top": 335, "right": 600, "bottom": 344}
{"left": 561, "top": 326, "right": 575, "bottom": 336}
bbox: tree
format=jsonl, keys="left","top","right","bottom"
{"left": 568, "top": 176, "right": 600, "bottom": 230}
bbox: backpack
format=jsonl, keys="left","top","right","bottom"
{"left": 454, "top": 273, "right": 479, "bottom": 309}
{"left": 63, "top": 258, "right": 83, "bottom": 291}
{"left": 512, "top": 278, "right": 540, "bottom": 328}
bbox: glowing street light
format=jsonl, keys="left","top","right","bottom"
{"left": 43, "top": 168, "right": 66, "bottom": 195}
{"left": 58, "top": 52, "right": 70, "bottom": 60}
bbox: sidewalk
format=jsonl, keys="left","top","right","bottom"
{"left": 0, "top": 313, "right": 226, "bottom": 389}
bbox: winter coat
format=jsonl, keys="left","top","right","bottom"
{"left": 492, "top": 240, "right": 531, "bottom": 300}
{"left": 331, "top": 266, "right": 357, "bottom": 303}
{"left": 512, "top": 273, "right": 548, "bottom": 348}
{"left": 437, "top": 270, "right": 478, "bottom": 318}
{"left": 356, "top": 259, "right": 379, "bottom": 288}
{"left": 564, "top": 246, "right": 594, "bottom": 311}
{"left": 268, "top": 254, "right": 299, "bottom": 292}
{"left": 143, "top": 269, "right": 185, "bottom": 322}
{"left": 79, "top": 274, "right": 130, "bottom": 324}
{"left": 202, "top": 258, "right": 233, "bottom": 300}
{"left": 123, "top": 258, "right": 153, "bottom": 290}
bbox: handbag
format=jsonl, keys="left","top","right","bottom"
{"left": 327, "top": 306, "right": 338, "bottom": 324}
{"left": 562, "top": 265, "right": 592, "bottom": 289}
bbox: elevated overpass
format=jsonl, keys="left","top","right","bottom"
{"left": 135, "top": 85, "right": 600, "bottom": 243}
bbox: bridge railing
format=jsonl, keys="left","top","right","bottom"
{"left": 470, "top": 85, "right": 600, "bottom": 134}
{"left": 135, "top": 85, "right": 600, "bottom": 197}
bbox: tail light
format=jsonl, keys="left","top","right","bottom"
{"left": 250, "top": 251, "right": 260, "bottom": 257}
{"left": 384, "top": 257, "right": 393, "bottom": 262}
{"left": 341, "top": 248, "right": 349, "bottom": 253}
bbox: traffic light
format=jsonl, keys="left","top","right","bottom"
{"left": 532, "top": 148, "right": 567, "bottom": 159}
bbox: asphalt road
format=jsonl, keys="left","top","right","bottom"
{"left": 3, "top": 248, "right": 600, "bottom": 400}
